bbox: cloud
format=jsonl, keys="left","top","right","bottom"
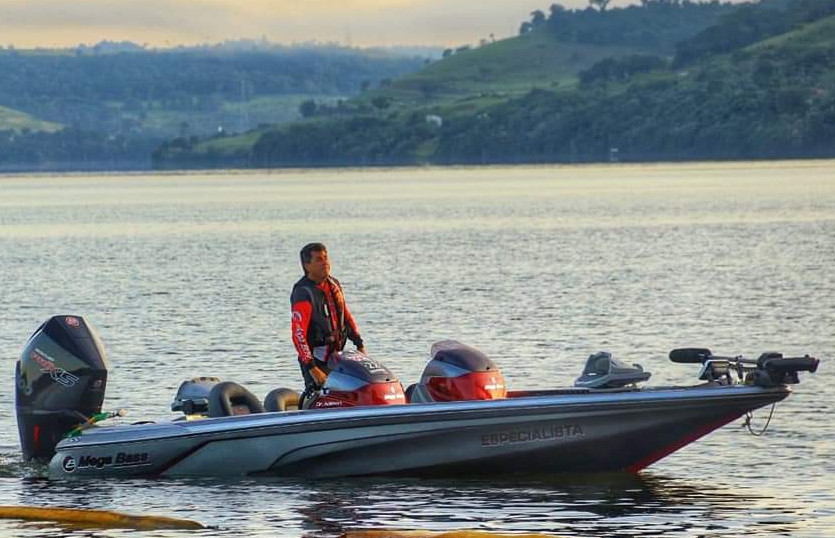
{"left": 0, "top": 0, "right": 635, "bottom": 47}
{"left": 0, "top": 0, "right": 240, "bottom": 39}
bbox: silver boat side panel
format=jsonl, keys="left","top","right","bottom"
{"left": 48, "top": 384, "right": 789, "bottom": 479}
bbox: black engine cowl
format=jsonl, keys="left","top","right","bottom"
{"left": 15, "top": 316, "right": 108, "bottom": 461}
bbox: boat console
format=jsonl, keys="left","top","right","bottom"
{"left": 574, "top": 351, "right": 651, "bottom": 389}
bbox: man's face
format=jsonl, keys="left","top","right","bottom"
{"left": 305, "top": 250, "right": 330, "bottom": 282}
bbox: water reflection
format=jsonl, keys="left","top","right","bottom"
{"left": 0, "top": 440, "right": 819, "bottom": 538}
{"left": 0, "top": 437, "right": 818, "bottom": 537}
{"left": 279, "top": 473, "right": 796, "bottom": 538}
{"left": 1, "top": 165, "right": 832, "bottom": 537}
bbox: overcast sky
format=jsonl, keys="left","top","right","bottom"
{"left": 0, "top": 0, "right": 641, "bottom": 48}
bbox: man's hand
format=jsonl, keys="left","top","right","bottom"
{"left": 357, "top": 346, "right": 366, "bottom": 355}
{"left": 309, "top": 365, "right": 328, "bottom": 386}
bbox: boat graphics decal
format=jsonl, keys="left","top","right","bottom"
{"left": 481, "top": 423, "right": 584, "bottom": 447}
{"left": 66, "top": 452, "right": 151, "bottom": 472}
{"left": 31, "top": 348, "right": 79, "bottom": 387}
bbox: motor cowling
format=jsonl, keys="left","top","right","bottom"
{"left": 408, "top": 340, "right": 507, "bottom": 403}
{"left": 15, "top": 316, "right": 108, "bottom": 461}
{"left": 308, "top": 350, "right": 405, "bottom": 409}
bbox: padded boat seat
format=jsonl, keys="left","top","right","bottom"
{"left": 263, "top": 387, "right": 300, "bottom": 412}
{"left": 207, "top": 381, "right": 265, "bottom": 417}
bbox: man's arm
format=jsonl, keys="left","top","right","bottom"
{"left": 291, "top": 299, "right": 314, "bottom": 366}
{"left": 344, "top": 303, "right": 365, "bottom": 353}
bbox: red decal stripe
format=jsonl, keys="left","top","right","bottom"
{"left": 624, "top": 412, "right": 743, "bottom": 473}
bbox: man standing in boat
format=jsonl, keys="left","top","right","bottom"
{"left": 291, "top": 242, "right": 365, "bottom": 395}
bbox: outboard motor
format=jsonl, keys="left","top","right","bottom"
{"left": 306, "top": 350, "right": 406, "bottom": 409}
{"left": 407, "top": 340, "right": 507, "bottom": 403}
{"left": 15, "top": 316, "right": 108, "bottom": 461}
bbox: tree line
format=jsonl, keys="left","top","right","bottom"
{"left": 521, "top": 0, "right": 736, "bottom": 52}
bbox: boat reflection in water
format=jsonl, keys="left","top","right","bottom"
{"left": 296, "top": 472, "right": 803, "bottom": 538}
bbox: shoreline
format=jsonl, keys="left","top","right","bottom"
{"left": 3, "top": 156, "right": 835, "bottom": 178}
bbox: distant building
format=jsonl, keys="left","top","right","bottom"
{"left": 425, "top": 114, "right": 443, "bottom": 128}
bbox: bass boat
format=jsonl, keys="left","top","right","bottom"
{"left": 14, "top": 316, "right": 819, "bottom": 479}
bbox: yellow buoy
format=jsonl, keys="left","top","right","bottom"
{"left": 0, "top": 505, "right": 204, "bottom": 530}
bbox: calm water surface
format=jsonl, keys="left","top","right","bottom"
{"left": 0, "top": 162, "right": 833, "bottom": 537}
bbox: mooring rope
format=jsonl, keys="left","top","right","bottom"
{"left": 743, "top": 403, "right": 776, "bottom": 436}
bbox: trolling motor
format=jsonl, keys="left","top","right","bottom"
{"left": 15, "top": 316, "right": 109, "bottom": 461}
{"left": 669, "top": 348, "right": 819, "bottom": 386}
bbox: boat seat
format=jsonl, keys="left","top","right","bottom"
{"left": 207, "top": 381, "right": 265, "bottom": 417}
{"left": 263, "top": 387, "right": 300, "bottom": 412}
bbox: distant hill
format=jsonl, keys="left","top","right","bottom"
{"left": 434, "top": 6, "right": 835, "bottom": 163}
{"left": 351, "top": 0, "right": 736, "bottom": 110}
{"left": 0, "top": 44, "right": 427, "bottom": 138}
{"left": 154, "top": 0, "right": 835, "bottom": 168}
{"left": 0, "top": 43, "right": 428, "bottom": 171}
{"left": 151, "top": 0, "right": 739, "bottom": 167}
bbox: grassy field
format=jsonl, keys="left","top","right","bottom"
{"left": 359, "top": 30, "right": 657, "bottom": 106}
{"left": 0, "top": 105, "right": 62, "bottom": 132}
{"left": 749, "top": 13, "right": 835, "bottom": 50}
{"left": 135, "top": 94, "right": 349, "bottom": 138}
{"left": 195, "top": 130, "right": 265, "bottom": 155}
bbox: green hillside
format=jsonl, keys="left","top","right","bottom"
{"left": 750, "top": 9, "right": 835, "bottom": 49}
{"left": 363, "top": 31, "right": 654, "bottom": 104}
{"left": 430, "top": 10, "right": 835, "bottom": 164}
{"left": 0, "top": 105, "right": 62, "bottom": 132}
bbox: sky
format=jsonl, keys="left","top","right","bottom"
{"left": 0, "top": 0, "right": 637, "bottom": 49}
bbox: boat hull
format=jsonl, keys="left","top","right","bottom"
{"left": 48, "top": 384, "right": 789, "bottom": 479}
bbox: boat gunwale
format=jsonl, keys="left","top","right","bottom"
{"left": 54, "top": 383, "right": 790, "bottom": 450}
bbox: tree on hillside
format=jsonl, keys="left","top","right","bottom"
{"left": 589, "top": 0, "right": 611, "bottom": 11}
{"left": 538, "top": 0, "right": 735, "bottom": 50}
{"left": 299, "top": 99, "right": 317, "bottom": 118}
{"left": 531, "top": 10, "right": 547, "bottom": 27}
{"left": 371, "top": 96, "right": 392, "bottom": 110}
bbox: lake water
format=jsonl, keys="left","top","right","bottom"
{"left": 0, "top": 162, "right": 833, "bottom": 537}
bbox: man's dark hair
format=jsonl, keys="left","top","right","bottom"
{"left": 300, "top": 242, "right": 327, "bottom": 274}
